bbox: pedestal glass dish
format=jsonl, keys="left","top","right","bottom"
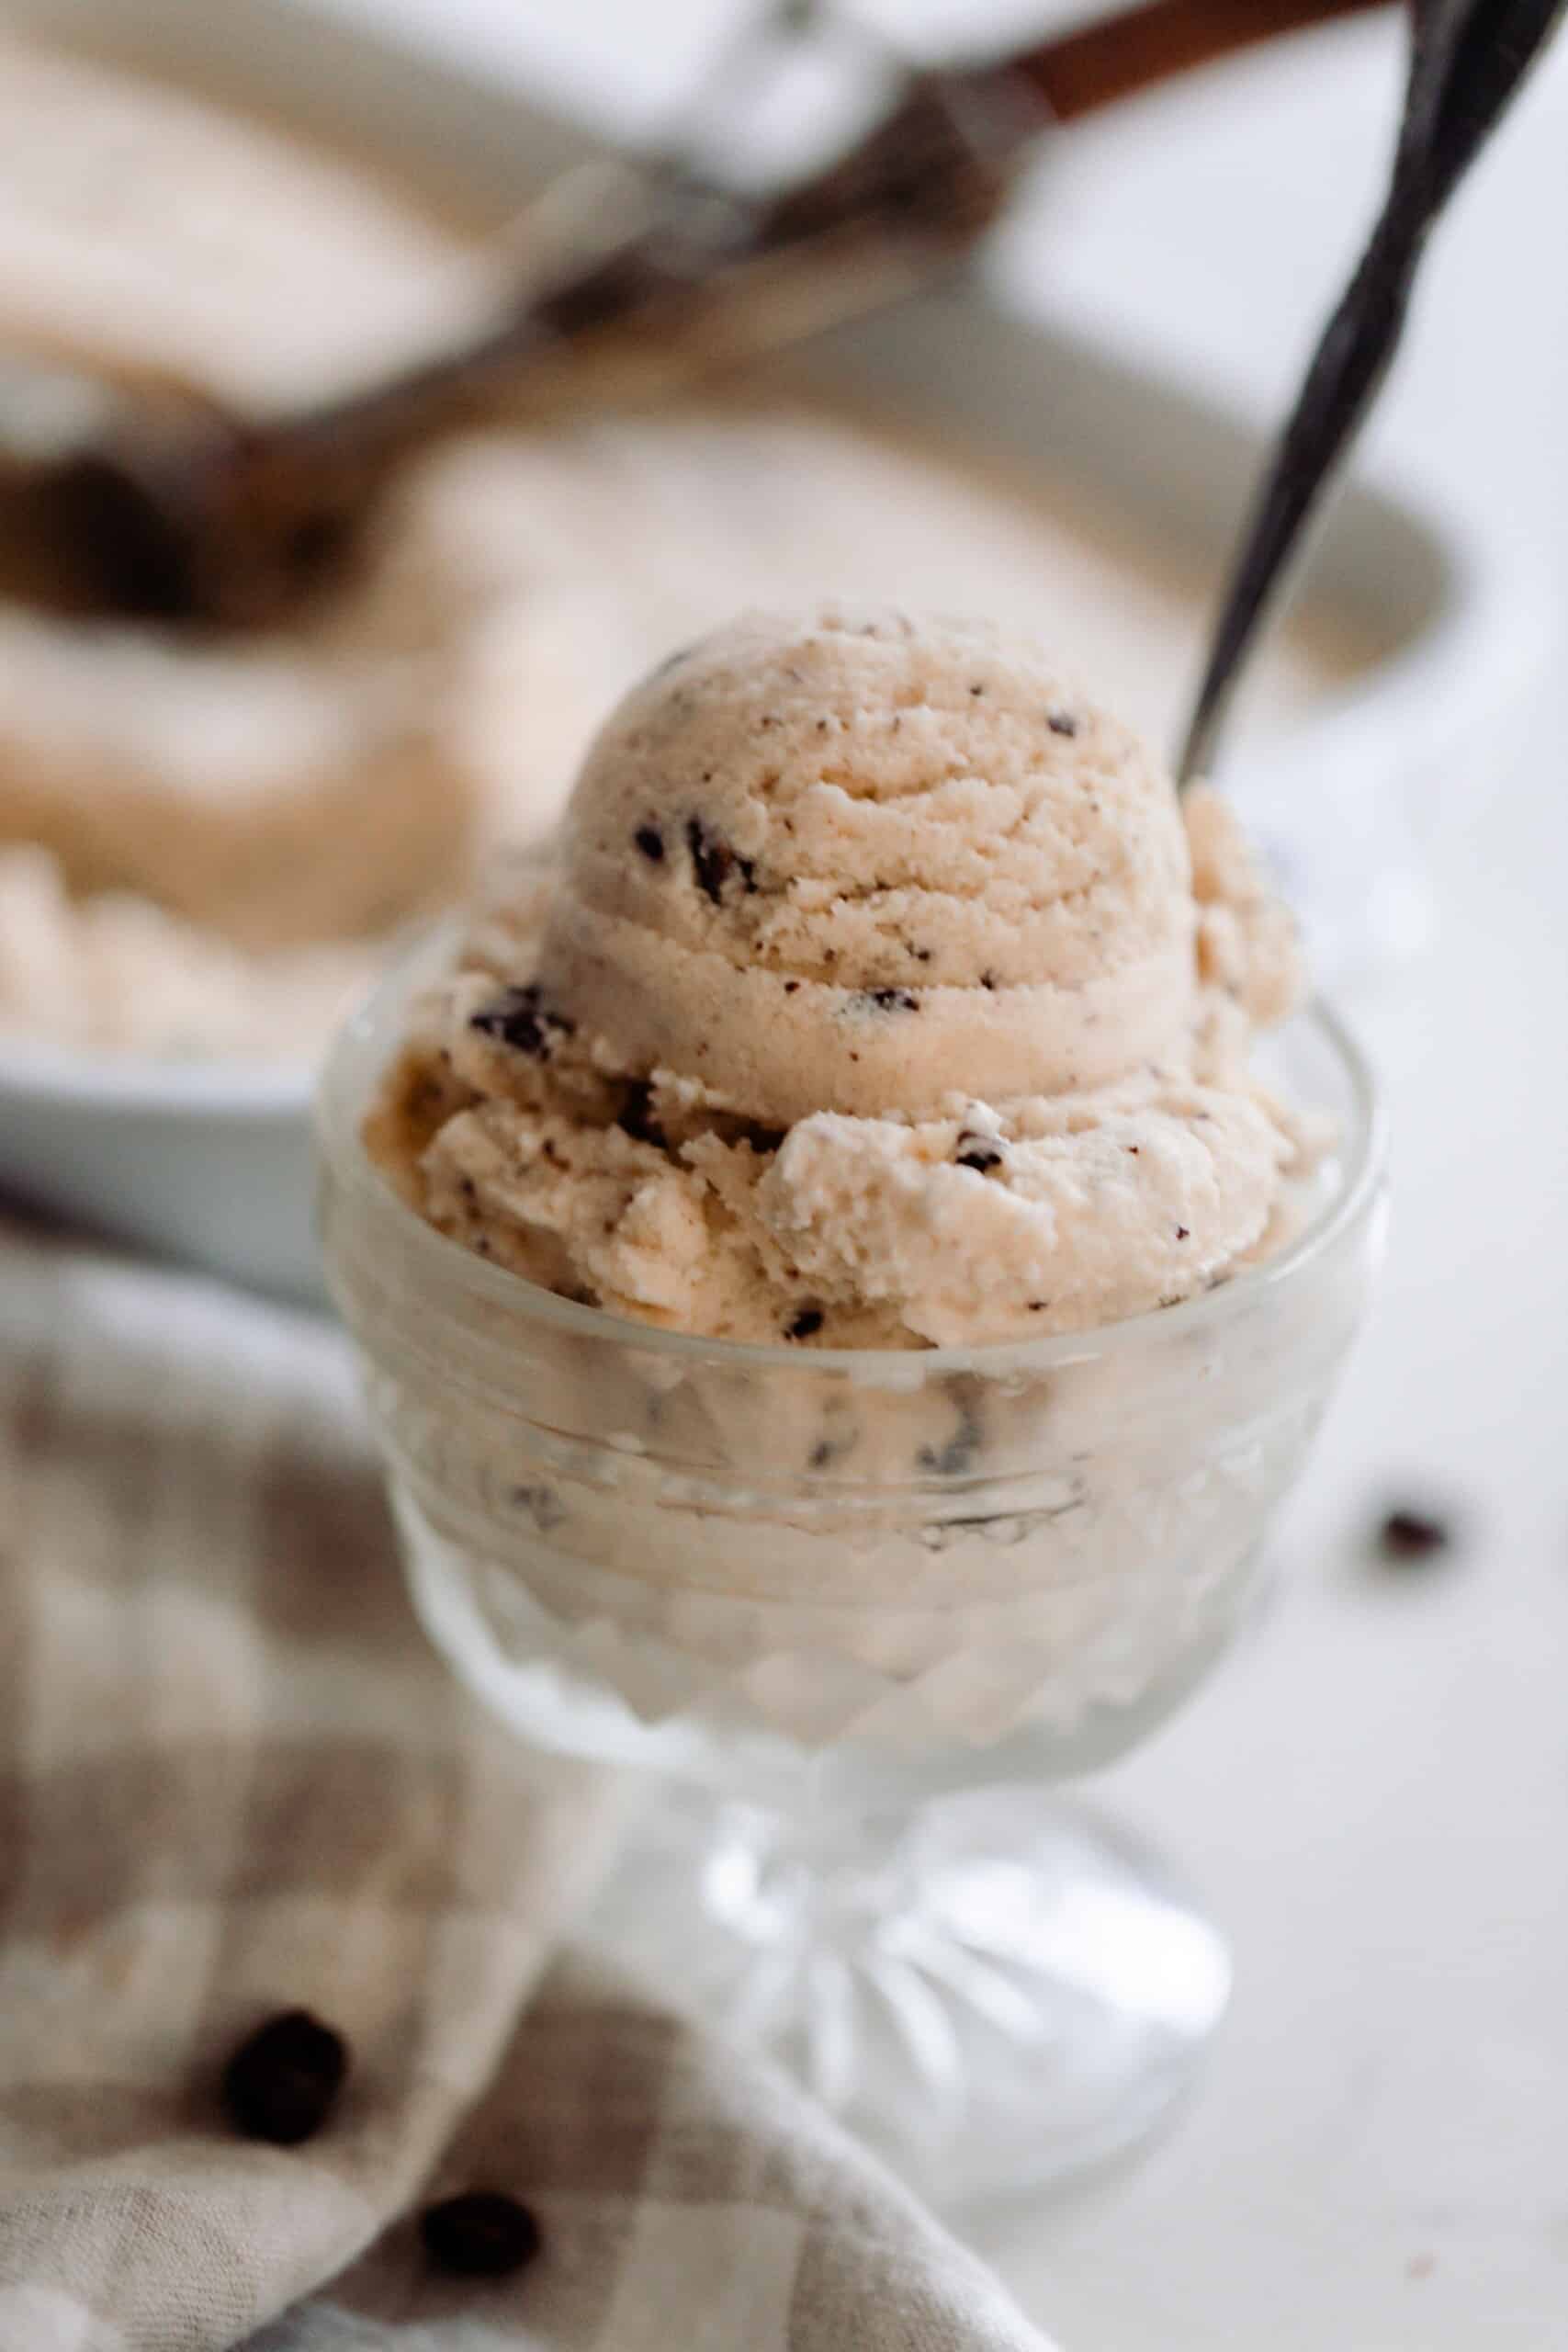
{"left": 320, "top": 927, "right": 1385, "bottom": 2209}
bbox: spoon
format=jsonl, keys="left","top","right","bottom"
{"left": 0, "top": 0, "right": 1382, "bottom": 633}
{"left": 1179, "top": 0, "right": 1567, "bottom": 784}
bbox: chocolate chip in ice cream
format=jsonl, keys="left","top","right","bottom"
{"left": 786, "top": 1306, "right": 824, "bottom": 1339}
{"left": 686, "top": 817, "right": 756, "bottom": 905}
{"left": 1047, "top": 710, "right": 1079, "bottom": 737}
{"left": 615, "top": 1078, "right": 667, "bottom": 1149}
{"left": 955, "top": 1135, "right": 1003, "bottom": 1173}
{"left": 469, "top": 986, "right": 573, "bottom": 1061}
{"left": 857, "top": 988, "right": 920, "bottom": 1014}
{"left": 511, "top": 1484, "right": 566, "bottom": 1532}
{"left": 919, "top": 1390, "right": 984, "bottom": 1480}
{"left": 220, "top": 2008, "right": 347, "bottom": 2146}
{"left": 633, "top": 825, "right": 665, "bottom": 863}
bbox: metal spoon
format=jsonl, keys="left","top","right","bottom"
{"left": 1179, "top": 0, "right": 1567, "bottom": 785}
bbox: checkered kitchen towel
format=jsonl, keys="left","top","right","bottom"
{"left": 0, "top": 1221, "right": 1055, "bottom": 2352}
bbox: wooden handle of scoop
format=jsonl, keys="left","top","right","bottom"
{"left": 1019, "top": 0, "right": 1391, "bottom": 124}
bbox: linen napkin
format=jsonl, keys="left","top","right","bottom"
{"left": 0, "top": 1221, "right": 1055, "bottom": 2352}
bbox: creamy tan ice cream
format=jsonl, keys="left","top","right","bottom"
{"left": 369, "top": 607, "right": 1310, "bottom": 1348}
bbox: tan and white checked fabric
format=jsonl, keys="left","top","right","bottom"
{"left": 0, "top": 1222, "right": 1055, "bottom": 2352}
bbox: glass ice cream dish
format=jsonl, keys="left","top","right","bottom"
{"left": 319, "top": 609, "right": 1386, "bottom": 2208}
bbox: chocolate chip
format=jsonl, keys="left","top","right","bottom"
{"left": 1028, "top": 1300, "right": 1049, "bottom": 1312}
{"left": 1175, "top": 1225, "right": 1190, "bottom": 1240}
{"left": 511, "top": 1484, "right": 565, "bottom": 1532}
{"left": 918, "top": 1393, "right": 983, "bottom": 1480}
{"left": 615, "top": 1078, "right": 666, "bottom": 1149}
{"left": 421, "top": 2190, "right": 541, "bottom": 2280}
{"left": 784, "top": 979, "right": 801, "bottom": 994}
{"left": 808, "top": 1418, "right": 858, "bottom": 1471}
{"left": 956, "top": 1145, "right": 1002, "bottom": 1174}
{"left": 221, "top": 2009, "right": 346, "bottom": 2146}
{"left": 1047, "top": 711, "right": 1079, "bottom": 738}
{"left": 686, "top": 817, "right": 756, "bottom": 905}
{"left": 634, "top": 825, "right": 665, "bottom": 863}
{"left": 1376, "top": 1509, "right": 1452, "bottom": 1565}
{"left": 857, "top": 987, "right": 920, "bottom": 1014}
{"left": 980, "top": 971, "right": 998, "bottom": 991}
{"left": 969, "top": 683, "right": 985, "bottom": 696}
{"left": 787, "top": 1306, "right": 824, "bottom": 1340}
{"left": 469, "top": 985, "right": 573, "bottom": 1060}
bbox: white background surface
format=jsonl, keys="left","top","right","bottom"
{"left": 302, "top": 4, "right": 1568, "bottom": 2341}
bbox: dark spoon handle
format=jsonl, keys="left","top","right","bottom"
{"left": 1179, "top": 0, "right": 1567, "bottom": 786}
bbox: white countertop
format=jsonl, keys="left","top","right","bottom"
{"left": 260, "top": 3, "right": 1568, "bottom": 2338}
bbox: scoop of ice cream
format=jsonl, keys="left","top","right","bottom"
{"left": 536, "top": 607, "right": 1195, "bottom": 1126}
{"left": 367, "top": 607, "right": 1312, "bottom": 1349}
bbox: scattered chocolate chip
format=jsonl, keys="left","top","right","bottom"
{"left": 221, "top": 2009, "right": 346, "bottom": 2147}
{"left": 919, "top": 1393, "right": 984, "bottom": 1480}
{"left": 615, "top": 1078, "right": 666, "bottom": 1149}
{"left": 808, "top": 1418, "right": 858, "bottom": 1470}
{"left": 980, "top": 970, "right": 998, "bottom": 991}
{"left": 857, "top": 987, "right": 920, "bottom": 1014}
{"left": 1047, "top": 711, "right": 1079, "bottom": 738}
{"left": 511, "top": 1484, "right": 566, "bottom": 1532}
{"left": 969, "top": 683, "right": 985, "bottom": 696}
{"left": 1175, "top": 1226, "right": 1190, "bottom": 1240}
{"left": 1027, "top": 1300, "right": 1049, "bottom": 1312}
{"left": 634, "top": 825, "right": 665, "bottom": 863}
{"left": 784, "top": 979, "right": 801, "bottom": 994}
{"left": 421, "top": 2190, "right": 541, "bottom": 2280}
{"left": 1125, "top": 1145, "right": 1140, "bottom": 1155}
{"left": 470, "top": 985, "right": 573, "bottom": 1060}
{"left": 787, "top": 1306, "right": 824, "bottom": 1340}
{"left": 912, "top": 945, "right": 932, "bottom": 963}
{"left": 686, "top": 817, "right": 756, "bottom": 905}
{"left": 1376, "top": 1509, "right": 1453, "bottom": 1565}
{"left": 956, "top": 1145, "right": 1003, "bottom": 1173}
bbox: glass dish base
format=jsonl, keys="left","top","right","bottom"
{"left": 580, "top": 1780, "right": 1230, "bottom": 2212}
